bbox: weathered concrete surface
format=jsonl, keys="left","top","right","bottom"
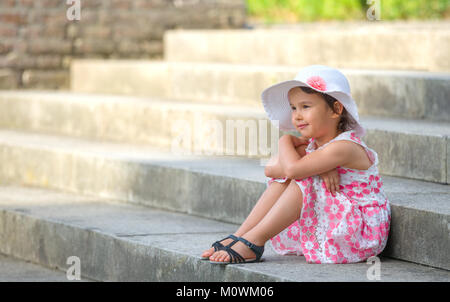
{"left": 0, "top": 129, "right": 448, "bottom": 269}
{"left": 362, "top": 117, "right": 450, "bottom": 184}
{"left": 0, "top": 253, "right": 94, "bottom": 282}
{"left": 70, "top": 61, "right": 450, "bottom": 122}
{"left": 0, "top": 91, "right": 449, "bottom": 183}
{"left": 0, "top": 185, "right": 448, "bottom": 282}
{"left": 71, "top": 60, "right": 171, "bottom": 99}
{"left": 164, "top": 25, "right": 450, "bottom": 72}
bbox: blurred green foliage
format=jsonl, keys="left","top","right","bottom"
{"left": 246, "top": 0, "right": 450, "bottom": 23}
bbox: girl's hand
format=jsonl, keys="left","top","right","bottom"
{"left": 291, "top": 135, "right": 309, "bottom": 148}
{"left": 319, "top": 168, "right": 340, "bottom": 196}
{"left": 280, "top": 134, "right": 308, "bottom": 148}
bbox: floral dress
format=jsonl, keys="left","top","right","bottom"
{"left": 267, "top": 129, "right": 391, "bottom": 264}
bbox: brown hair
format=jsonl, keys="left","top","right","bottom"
{"left": 298, "top": 86, "right": 356, "bottom": 134}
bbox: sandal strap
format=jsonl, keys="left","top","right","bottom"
{"left": 211, "top": 234, "right": 238, "bottom": 251}
{"left": 223, "top": 242, "right": 246, "bottom": 263}
{"left": 236, "top": 237, "right": 264, "bottom": 261}
{"left": 211, "top": 241, "right": 221, "bottom": 252}
{"left": 219, "top": 237, "right": 264, "bottom": 264}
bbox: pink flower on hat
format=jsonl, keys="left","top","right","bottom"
{"left": 306, "top": 76, "right": 327, "bottom": 91}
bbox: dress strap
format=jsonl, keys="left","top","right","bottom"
{"left": 306, "top": 130, "right": 347, "bottom": 153}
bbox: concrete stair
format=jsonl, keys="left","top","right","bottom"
{"left": 1, "top": 21, "right": 449, "bottom": 281}
{"left": 0, "top": 90, "right": 449, "bottom": 184}
{"left": 70, "top": 61, "right": 450, "bottom": 122}
{"left": 0, "top": 184, "right": 448, "bottom": 281}
{"left": 164, "top": 25, "right": 450, "bottom": 72}
{"left": 0, "top": 129, "right": 448, "bottom": 272}
{"left": 0, "top": 253, "right": 94, "bottom": 282}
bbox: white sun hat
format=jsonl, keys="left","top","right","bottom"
{"left": 261, "top": 65, "right": 366, "bottom": 137}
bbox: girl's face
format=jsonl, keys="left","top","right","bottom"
{"left": 288, "top": 87, "right": 342, "bottom": 138}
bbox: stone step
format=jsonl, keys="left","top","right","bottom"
{"left": 250, "top": 20, "right": 450, "bottom": 31}
{"left": 0, "top": 253, "right": 94, "bottom": 282}
{"left": 0, "top": 90, "right": 449, "bottom": 184}
{"left": 0, "top": 129, "right": 448, "bottom": 270}
{"left": 0, "top": 185, "right": 448, "bottom": 281}
{"left": 164, "top": 26, "right": 450, "bottom": 72}
{"left": 70, "top": 60, "right": 450, "bottom": 122}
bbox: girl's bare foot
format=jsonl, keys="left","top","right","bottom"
{"left": 209, "top": 238, "right": 258, "bottom": 263}
{"left": 201, "top": 236, "right": 237, "bottom": 259}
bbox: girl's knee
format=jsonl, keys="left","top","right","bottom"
{"left": 287, "top": 179, "right": 303, "bottom": 195}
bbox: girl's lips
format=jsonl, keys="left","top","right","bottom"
{"left": 297, "top": 124, "right": 308, "bottom": 129}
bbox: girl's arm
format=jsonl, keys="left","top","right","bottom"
{"left": 279, "top": 135, "right": 352, "bottom": 180}
{"left": 264, "top": 154, "right": 286, "bottom": 178}
{"left": 277, "top": 135, "right": 342, "bottom": 195}
{"left": 265, "top": 135, "right": 308, "bottom": 178}
{"left": 278, "top": 135, "right": 302, "bottom": 174}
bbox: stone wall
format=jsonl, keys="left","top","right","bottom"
{"left": 0, "top": 0, "right": 247, "bottom": 89}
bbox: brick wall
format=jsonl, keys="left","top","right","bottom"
{"left": 0, "top": 0, "right": 247, "bottom": 89}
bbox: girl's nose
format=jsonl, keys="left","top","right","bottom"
{"left": 294, "top": 112, "right": 303, "bottom": 120}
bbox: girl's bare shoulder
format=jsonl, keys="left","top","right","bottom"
{"left": 327, "top": 140, "right": 372, "bottom": 170}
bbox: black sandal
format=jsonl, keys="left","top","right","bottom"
{"left": 201, "top": 234, "right": 238, "bottom": 260}
{"left": 209, "top": 236, "right": 264, "bottom": 265}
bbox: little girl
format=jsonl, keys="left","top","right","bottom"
{"left": 201, "top": 65, "right": 391, "bottom": 264}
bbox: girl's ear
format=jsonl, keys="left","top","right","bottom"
{"left": 331, "top": 101, "right": 344, "bottom": 117}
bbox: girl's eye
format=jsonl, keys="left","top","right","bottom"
{"left": 291, "top": 106, "right": 309, "bottom": 110}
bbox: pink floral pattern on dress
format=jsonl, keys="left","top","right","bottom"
{"left": 287, "top": 223, "right": 300, "bottom": 241}
{"left": 345, "top": 181, "right": 371, "bottom": 198}
{"left": 325, "top": 239, "right": 345, "bottom": 262}
{"left": 301, "top": 235, "right": 319, "bottom": 257}
{"left": 300, "top": 210, "right": 318, "bottom": 233}
{"left": 267, "top": 129, "right": 391, "bottom": 264}
{"left": 324, "top": 197, "right": 345, "bottom": 220}
{"left": 369, "top": 175, "right": 383, "bottom": 193}
{"left": 350, "top": 132, "right": 361, "bottom": 143}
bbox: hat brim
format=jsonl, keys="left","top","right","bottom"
{"left": 261, "top": 80, "right": 366, "bottom": 137}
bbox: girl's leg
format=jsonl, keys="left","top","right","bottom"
{"left": 211, "top": 180, "right": 303, "bottom": 262}
{"left": 201, "top": 178, "right": 292, "bottom": 258}
{"left": 235, "top": 179, "right": 293, "bottom": 237}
